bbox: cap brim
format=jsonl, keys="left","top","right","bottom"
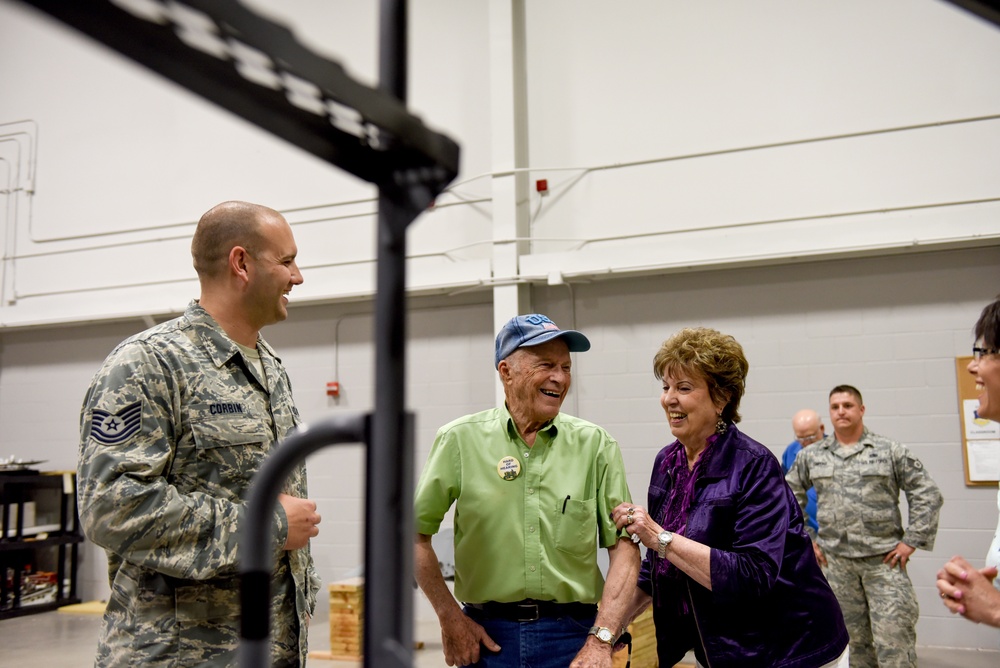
{"left": 521, "top": 329, "right": 591, "bottom": 353}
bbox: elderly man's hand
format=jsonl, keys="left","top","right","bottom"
{"left": 569, "top": 637, "right": 614, "bottom": 668}
{"left": 438, "top": 608, "right": 500, "bottom": 667}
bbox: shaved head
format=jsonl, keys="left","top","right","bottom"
{"left": 191, "top": 201, "right": 282, "bottom": 278}
{"left": 792, "top": 408, "right": 824, "bottom": 445}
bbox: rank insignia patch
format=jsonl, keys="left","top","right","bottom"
{"left": 91, "top": 401, "right": 142, "bottom": 445}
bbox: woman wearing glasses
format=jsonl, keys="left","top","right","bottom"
{"left": 937, "top": 296, "right": 1000, "bottom": 627}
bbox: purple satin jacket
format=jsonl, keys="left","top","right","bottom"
{"left": 637, "top": 424, "right": 848, "bottom": 668}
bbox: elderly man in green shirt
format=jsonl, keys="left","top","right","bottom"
{"left": 415, "top": 314, "right": 640, "bottom": 668}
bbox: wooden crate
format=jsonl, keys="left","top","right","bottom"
{"left": 326, "top": 577, "right": 364, "bottom": 661}
{"left": 613, "top": 606, "right": 658, "bottom": 668}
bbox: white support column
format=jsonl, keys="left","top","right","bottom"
{"left": 489, "top": 0, "right": 531, "bottom": 406}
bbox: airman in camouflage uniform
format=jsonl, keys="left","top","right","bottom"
{"left": 787, "top": 384, "right": 942, "bottom": 668}
{"left": 78, "top": 202, "right": 321, "bottom": 667}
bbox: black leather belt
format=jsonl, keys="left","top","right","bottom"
{"left": 466, "top": 599, "right": 597, "bottom": 622}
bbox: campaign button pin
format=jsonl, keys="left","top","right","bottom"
{"left": 497, "top": 456, "right": 521, "bottom": 481}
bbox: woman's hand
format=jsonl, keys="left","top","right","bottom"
{"left": 612, "top": 503, "right": 662, "bottom": 551}
{"left": 936, "top": 555, "right": 1000, "bottom": 627}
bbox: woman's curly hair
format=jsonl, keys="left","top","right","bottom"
{"left": 653, "top": 327, "right": 749, "bottom": 424}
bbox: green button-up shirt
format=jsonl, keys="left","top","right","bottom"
{"left": 415, "top": 405, "right": 631, "bottom": 604}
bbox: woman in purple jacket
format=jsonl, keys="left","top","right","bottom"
{"left": 613, "top": 327, "right": 848, "bottom": 668}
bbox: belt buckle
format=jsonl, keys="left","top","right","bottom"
{"left": 516, "top": 602, "right": 540, "bottom": 622}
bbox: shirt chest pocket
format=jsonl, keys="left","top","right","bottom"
{"left": 190, "top": 416, "right": 270, "bottom": 494}
{"left": 809, "top": 464, "right": 835, "bottom": 494}
{"left": 810, "top": 464, "right": 835, "bottom": 480}
{"left": 858, "top": 459, "right": 892, "bottom": 479}
{"left": 692, "top": 496, "right": 736, "bottom": 548}
{"left": 555, "top": 497, "right": 597, "bottom": 559}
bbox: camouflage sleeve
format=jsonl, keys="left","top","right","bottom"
{"left": 306, "top": 559, "right": 321, "bottom": 614}
{"left": 894, "top": 443, "right": 943, "bottom": 551}
{"left": 292, "top": 463, "right": 321, "bottom": 614}
{"left": 78, "top": 342, "right": 282, "bottom": 580}
{"left": 785, "top": 454, "right": 816, "bottom": 540}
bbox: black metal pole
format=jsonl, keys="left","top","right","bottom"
{"left": 239, "top": 415, "right": 369, "bottom": 668}
{"left": 364, "top": 1, "right": 417, "bottom": 666}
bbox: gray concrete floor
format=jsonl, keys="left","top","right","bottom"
{"left": 1, "top": 606, "right": 998, "bottom": 667}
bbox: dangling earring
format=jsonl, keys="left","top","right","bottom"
{"left": 715, "top": 412, "right": 727, "bottom": 435}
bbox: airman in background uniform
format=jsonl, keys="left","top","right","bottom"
{"left": 787, "top": 384, "right": 942, "bottom": 668}
{"left": 78, "top": 201, "right": 321, "bottom": 667}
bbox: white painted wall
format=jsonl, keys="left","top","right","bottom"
{"left": 1, "top": 0, "right": 999, "bottom": 652}
{"left": 0, "top": 0, "right": 997, "bottom": 325}
{"left": 529, "top": 247, "right": 1000, "bottom": 650}
{"left": 5, "top": 248, "right": 999, "bottom": 649}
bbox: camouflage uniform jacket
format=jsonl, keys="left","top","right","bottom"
{"left": 78, "top": 301, "right": 320, "bottom": 667}
{"left": 786, "top": 427, "right": 942, "bottom": 558}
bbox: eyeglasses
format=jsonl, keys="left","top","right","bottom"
{"left": 973, "top": 346, "right": 999, "bottom": 361}
{"left": 797, "top": 431, "right": 823, "bottom": 445}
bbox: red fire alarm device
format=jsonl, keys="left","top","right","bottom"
{"left": 326, "top": 381, "right": 340, "bottom": 398}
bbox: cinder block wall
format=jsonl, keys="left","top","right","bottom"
{"left": 532, "top": 246, "right": 1000, "bottom": 650}
{"left": 3, "top": 245, "right": 998, "bottom": 650}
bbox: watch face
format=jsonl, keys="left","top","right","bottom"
{"left": 598, "top": 628, "right": 614, "bottom": 643}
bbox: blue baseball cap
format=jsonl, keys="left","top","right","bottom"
{"left": 494, "top": 314, "right": 591, "bottom": 368}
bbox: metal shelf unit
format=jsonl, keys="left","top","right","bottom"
{"left": 0, "top": 472, "right": 83, "bottom": 620}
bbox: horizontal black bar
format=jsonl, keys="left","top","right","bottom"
{"left": 15, "top": 0, "right": 459, "bottom": 194}
{"left": 944, "top": 0, "right": 1000, "bottom": 27}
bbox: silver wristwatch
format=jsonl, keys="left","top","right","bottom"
{"left": 657, "top": 530, "right": 674, "bottom": 558}
{"left": 588, "top": 626, "right": 615, "bottom": 645}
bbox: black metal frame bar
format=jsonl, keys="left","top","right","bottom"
{"left": 239, "top": 414, "right": 370, "bottom": 668}
{"left": 944, "top": 0, "right": 1000, "bottom": 28}
{"left": 15, "top": 1, "right": 457, "bottom": 666}
{"left": 15, "top": 0, "right": 991, "bottom": 664}
{"left": 364, "top": 3, "right": 420, "bottom": 666}
{"left": 17, "top": 0, "right": 458, "bottom": 191}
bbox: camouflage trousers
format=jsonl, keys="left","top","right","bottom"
{"left": 94, "top": 560, "right": 302, "bottom": 667}
{"left": 823, "top": 552, "right": 917, "bottom": 668}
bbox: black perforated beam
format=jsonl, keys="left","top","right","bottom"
{"left": 944, "top": 0, "right": 1000, "bottom": 27}
{"left": 16, "top": 0, "right": 459, "bottom": 195}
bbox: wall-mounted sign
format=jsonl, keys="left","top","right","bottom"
{"left": 956, "top": 356, "right": 1000, "bottom": 486}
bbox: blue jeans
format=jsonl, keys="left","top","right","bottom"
{"left": 462, "top": 605, "right": 596, "bottom": 668}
